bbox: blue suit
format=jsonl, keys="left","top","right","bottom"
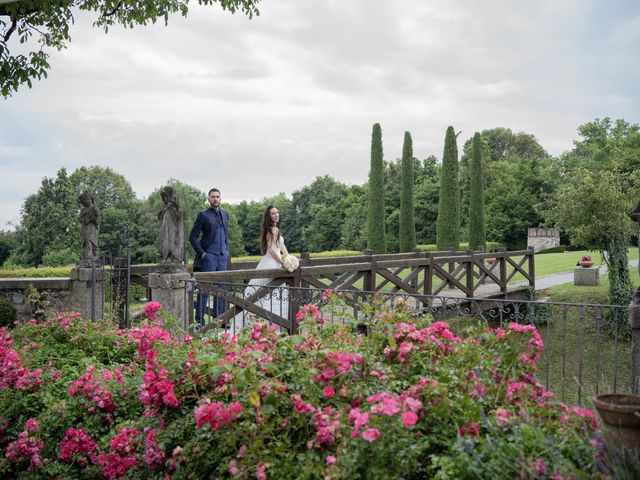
{"left": 189, "top": 207, "right": 229, "bottom": 325}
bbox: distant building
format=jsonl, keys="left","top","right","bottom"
{"left": 527, "top": 228, "right": 560, "bottom": 252}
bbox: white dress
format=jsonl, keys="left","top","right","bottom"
{"left": 231, "top": 236, "right": 289, "bottom": 333}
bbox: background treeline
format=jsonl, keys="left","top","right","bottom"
{"left": 1, "top": 117, "right": 639, "bottom": 268}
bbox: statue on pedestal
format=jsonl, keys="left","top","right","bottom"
{"left": 158, "top": 186, "right": 184, "bottom": 266}
{"left": 78, "top": 191, "right": 100, "bottom": 266}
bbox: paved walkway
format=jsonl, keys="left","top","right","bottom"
{"left": 522, "top": 259, "right": 639, "bottom": 291}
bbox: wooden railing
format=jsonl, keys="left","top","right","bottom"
{"left": 190, "top": 248, "right": 535, "bottom": 333}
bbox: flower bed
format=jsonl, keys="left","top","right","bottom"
{"left": 0, "top": 297, "right": 600, "bottom": 479}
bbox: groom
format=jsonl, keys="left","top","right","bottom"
{"left": 189, "top": 188, "right": 229, "bottom": 326}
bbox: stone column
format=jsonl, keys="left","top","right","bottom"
{"left": 70, "top": 267, "right": 104, "bottom": 321}
{"left": 149, "top": 269, "right": 190, "bottom": 324}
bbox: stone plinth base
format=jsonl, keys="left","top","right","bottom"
{"left": 573, "top": 266, "right": 600, "bottom": 286}
{"left": 149, "top": 272, "right": 190, "bottom": 323}
{"left": 70, "top": 267, "right": 105, "bottom": 321}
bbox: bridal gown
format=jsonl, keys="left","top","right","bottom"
{"left": 231, "top": 236, "right": 289, "bottom": 333}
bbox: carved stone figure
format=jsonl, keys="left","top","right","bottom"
{"left": 158, "top": 186, "right": 184, "bottom": 264}
{"left": 78, "top": 191, "right": 100, "bottom": 265}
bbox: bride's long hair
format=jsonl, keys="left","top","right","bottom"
{"left": 260, "top": 205, "right": 280, "bottom": 255}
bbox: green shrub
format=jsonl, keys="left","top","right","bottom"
{"left": 41, "top": 247, "right": 80, "bottom": 267}
{"left": 0, "top": 299, "right": 17, "bottom": 327}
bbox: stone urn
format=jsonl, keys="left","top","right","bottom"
{"left": 580, "top": 260, "right": 594, "bottom": 268}
{"left": 593, "top": 394, "right": 640, "bottom": 448}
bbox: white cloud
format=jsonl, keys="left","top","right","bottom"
{"left": 0, "top": 0, "right": 638, "bottom": 229}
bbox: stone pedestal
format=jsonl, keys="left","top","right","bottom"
{"left": 70, "top": 267, "right": 105, "bottom": 321}
{"left": 573, "top": 266, "right": 600, "bottom": 286}
{"left": 149, "top": 271, "right": 190, "bottom": 324}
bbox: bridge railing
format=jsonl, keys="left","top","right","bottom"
{"left": 190, "top": 248, "right": 535, "bottom": 328}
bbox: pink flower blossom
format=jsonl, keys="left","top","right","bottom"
{"left": 256, "top": 461, "right": 267, "bottom": 480}
{"left": 194, "top": 400, "right": 243, "bottom": 430}
{"left": 495, "top": 407, "right": 510, "bottom": 427}
{"left": 529, "top": 458, "right": 547, "bottom": 477}
{"left": 59, "top": 427, "right": 97, "bottom": 465}
{"left": 401, "top": 411, "right": 418, "bottom": 427}
{"left": 322, "top": 385, "right": 336, "bottom": 399}
{"left": 326, "top": 455, "right": 336, "bottom": 466}
{"left": 5, "top": 419, "right": 44, "bottom": 469}
{"left": 144, "top": 301, "right": 163, "bottom": 320}
{"left": 459, "top": 420, "right": 480, "bottom": 437}
{"left": 361, "top": 428, "right": 380, "bottom": 442}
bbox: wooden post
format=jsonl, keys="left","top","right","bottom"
{"left": 290, "top": 268, "right": 301, "bottom": 335}
{"left": 448, "top": 247, "right": 455, "bottom": 289}
{"left": 499, "top": 248, "right": 508, "bottom": 296}
{"left": 527, "top": 246, "right": 536, "bottom": 289}
{"left": 300, "top": 252, "right": 310, "bottom": 291}
{"left": 424, "top": 252, "right": 433, "bottom": 296}
{"left": 465, "top": 250, "right": 474, "bottom": 297}
{"left": 363, "top": 249, "right": 376, "bottom": 292}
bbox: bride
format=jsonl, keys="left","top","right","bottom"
{"left": 232, "top": 205, "right": 290, "bottom": 333}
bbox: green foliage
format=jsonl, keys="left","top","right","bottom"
{"left": 414, "top": 156, "right": 440, "bottom": 245}
{"left": 399, "top": 132, "right": 417, "bottom": 252}
{"left": 436, "top": 126, "right": 460, "bottom": 250}
{"left": 0, "top": 230, "right": 17, "bottom": 266}
{"left": 468, "top": 132, "right": 486, "bottom": 250}
{"left": 367, "top": 123, "right": 386, "bottom": 253}
{"left": 415, "top": 241, "right": 503, "bottom": 253}
{"left": 12, "top": 168, "right": 78, "bottom": 266}
{"left": 459, "top": 128, "right": 555, "bottom": 250}
{"left": 0, "top": 300, "right": 16, "bottom": 328}
{"left": 1, "top": 0, "right": 261, "bottom": 97}
{"left": 41, "top": 247, "right": 80, "bottom": 267}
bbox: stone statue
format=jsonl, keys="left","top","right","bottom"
{"left": 158, "top": 186, "right": 184, "bottom": 264}
{"left": 78, "top": 191, "right": 100, "bottom": 265}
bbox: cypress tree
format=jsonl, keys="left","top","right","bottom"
{"left": 399, "top": 131, "right": 416, "bottom": 252}
{"left": 367, "top": 123, "right": 386, "bottom": 253}
{"left": 468, "top": 132, "right": 486, "bottom": 251}
{"left": 436, "top": 126, "right": 460, "bottom": 250}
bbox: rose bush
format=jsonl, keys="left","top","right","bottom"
{"left": 0, "top": 295, "right": 602, "bottom": 479}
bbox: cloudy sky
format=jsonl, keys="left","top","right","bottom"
{"left": 1, "top": 0, "right": 639, "bottom": 229}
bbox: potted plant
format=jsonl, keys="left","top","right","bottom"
{"left": 593, "top": 394, "right": 640, "bottom": 448}
{"left": 580, "top": 255, "right": 593, "bottom": 267}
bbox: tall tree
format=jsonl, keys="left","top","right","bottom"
{"left": 367, "top": 123, "right": 386, "bottom": 253}
{"left": 13, "top": 168, "right": 77, "bottom": 266}
{"left": 399, "top": 131, "right": 416, "bottom": 252}
{"left": 468, "top": 132, "right": 486, "bottom": 251}
{"left": 0, "top": 0, "right": 261, "bottom": 97}
{"left": 549, "top": 118, "right": 640, "bottom": 316}
{"left": 436, "top": 126, "right": 460, "bottom": 250}
{"left": 547, "top": 168, "right": 635, "bottom": 309}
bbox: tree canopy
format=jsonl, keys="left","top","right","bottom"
{"left": 0, "top": 0, "right": 261, "bottom": 97}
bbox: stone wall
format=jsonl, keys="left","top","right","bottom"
{"left": 0, "top": 278, "right": 72, "bottom": 320}
{"left": 527, "top": 228, "right": 560, "bottom": 253}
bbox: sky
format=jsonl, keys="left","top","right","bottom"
{"left": 1, "top": 0, "right": 639, "bottom": 229}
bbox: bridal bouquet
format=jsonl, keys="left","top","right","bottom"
{"left": 282, "top": 254, "right": 299, "bottom": 272}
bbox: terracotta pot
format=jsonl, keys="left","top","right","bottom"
{"left": 593, "top": 394, "right": 640, "bottom": 448}
{"left": 580, "top": 261, "right": 593, "bottom": 267}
